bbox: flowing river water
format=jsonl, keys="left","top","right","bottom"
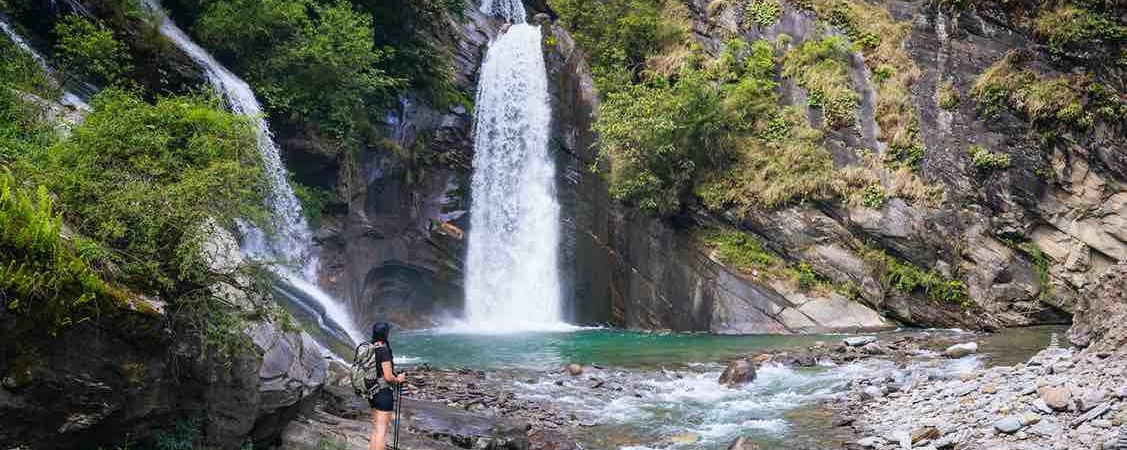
{"left": 393, "top": 326, "right": 1064, "bottom": 449}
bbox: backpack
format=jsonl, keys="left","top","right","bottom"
{"left": 350, "top": 342, "right": 383, "bottom": 398}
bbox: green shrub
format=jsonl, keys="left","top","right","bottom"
{"left": 967, "top": 145, "right": 1011, "bottom": 171}
{"left": 861, "top": 184, "right": 886, "bottom": 208}
{"left": 548, "top": 0, "right": 683, "bottom": 91}
{"left": 1033, "top": 6, "right": 1126, "bottom": 57}
{"left": 863, "top": 246, "right": 972, "bottom": 308}
{"left": 744, "top": 0, "right": 782, "bottom": 28}
{"left": 594, "top": 67, "right": 725, "bottom": 215}
{"left": 938, "top": 81, "right": 959, "bottom": 110}
{"left": 291, "top": 181, "right": 331, "bottom": 229}
{"left": 792, "top": 262, "right": 820, "bottom": 289}
{"left": 0, "top": 31, "right": 59, "bottom": 99}
{"left": 53, "top": 15, "right": 131, "bottom": 86}
{"left": 1017, "top": 241, "right": 1052, "bottom": 300}
{"left": 782, "top": 36, "right": 858, "bottom": 129}
{"left": 15, "top": 89, "right": 268, "bottom": 293}
{"left": 194, "top": 0, "right": 401, "bottom": 140}
{"left": 969, "top": 52, "right": 1122, "bottom": 129}
{"left": 884, "top": 141, "right": 924, "bottom": 169}
{"left": 0, "top": 172, "right": 122, "bottom": 334}
{"left": 150, "top": 417, "right": 202, "bottom": 450}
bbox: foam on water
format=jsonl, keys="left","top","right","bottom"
{"left": 508, "top": 362, "right": 880, "bottom": 449}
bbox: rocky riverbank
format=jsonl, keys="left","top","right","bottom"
{"left": 835, "top": 344, "right": 1126, "bottom": 450}
{"left": 278, "top": 362, "right": 583, "bottom": 450}
{"left": 831, "top": 264, "right": 1127, "bottom": 450}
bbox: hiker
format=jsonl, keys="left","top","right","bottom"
{"left": 353, "top": 321, "right": 406, "bottom": 450}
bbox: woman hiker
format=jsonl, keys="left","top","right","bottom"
{"left": 355, "top": 321, "right": 406, "bottom": 450}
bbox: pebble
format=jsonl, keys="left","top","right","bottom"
{"left": 845, "top": 336, "right": 878, "bottom": 347}
{"left": 994, "top": 416, "right": 1023, "bottom": 433}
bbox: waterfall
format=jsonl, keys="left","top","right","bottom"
{"left": 463, "top": 22, "right": 565, "bottom": 331}
{"left": 479, "top": 0, "right": 526, "bottom": 22}
{"left": 0, "top": 17, "right": 90, "bottom": 110}
{"left": 144, "top": 1, "right": 365, "bottom": 345}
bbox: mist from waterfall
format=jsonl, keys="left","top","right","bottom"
{"left": 463, "top": 22, "right": 565, "bottom": 331}
{"left": 144, "top": 0, "right": 364, "bottom": 345}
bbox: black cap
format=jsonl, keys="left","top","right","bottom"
{"left": 371, "top": 321, "right": 391, "bottom": 342}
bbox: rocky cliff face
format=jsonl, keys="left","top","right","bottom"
{"left": 559, "top": 0, "right": 1124, "bottom": 332}
{"left": 271, "top": 0, "right": 1120, "bottom": 333}
{"left": 0, "top": 225, "right": 326, "bottom": 450}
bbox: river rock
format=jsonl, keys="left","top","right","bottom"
{"left": 1039, "top": 386, "right": 1072, "bottom": 411}
{"left": 726, "top": 436, "right": 761, "bottom": 450}
{"left": 1021, "top": 413, "right": 1042, "bottom": 426}
{"left": 1071, "top": 403, "right": 1111, "bottom": 427}
{"left": 994, "top": 416, "right": 1023, "bottom": 434}
{"left": 719, "top": 359, "right": 757, "bottom": 386}
{"left": 1033, "top": 398, "right": 1053, "bottom": 414}
{"left": 844, "top": 336, "right": 878, "bottom": 347}
{"left": 943, "top": 342, "right": 978, "bottom": 358}
{"left": 910, "top": 426, "right": 939, "bottom": 443}
{"left": 566, "top": 364, "right": 583, "bottom": 376}
{"left": 1077, "top": 388, "right": 1106, "bottom": 412}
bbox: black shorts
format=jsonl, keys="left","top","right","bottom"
{"left": 369, "top": 387, "right": 394, "bottom": 411}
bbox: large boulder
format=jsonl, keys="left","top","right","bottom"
{"left": 1069, "top": 263, "right": 1127, "bottom": 353}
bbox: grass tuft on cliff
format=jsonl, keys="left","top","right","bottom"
{"left": 972, "top": 51, "right": 1125, "bottom": 130}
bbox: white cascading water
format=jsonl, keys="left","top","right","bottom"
{"left": 479, "top": 0, "right": 525, "bottom": 22}
{"left": 0, "top": 17, "right": 89, "bottom": 110}
{"left": 144, "top": 1, "right": 364, "bottom": 344}
{"left": 462, "top": 20, "right": 565, "bottom": 331}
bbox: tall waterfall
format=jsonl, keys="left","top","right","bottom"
{"left": 144, "top": 1, "right": 364, "bottom": 345}
{"left": 463, "top": 22, "right": 565, "bottom": 330}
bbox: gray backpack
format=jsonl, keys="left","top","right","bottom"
{"left": 350, "top": 342, "right": 385, "bottom": 397}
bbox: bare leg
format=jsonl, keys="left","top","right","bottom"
{"left": 371, "top": 410, "right": 392, "bottom": 450}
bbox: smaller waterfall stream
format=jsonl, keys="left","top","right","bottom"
{"left": 144, "top": 1, "right": 364, "bottom": 345}
{"left": 0, "top": 17, "right": 90, "bottom": 110}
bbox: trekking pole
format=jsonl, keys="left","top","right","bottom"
{"left": 393, "top": 383, "right": 402, "bottom": 450}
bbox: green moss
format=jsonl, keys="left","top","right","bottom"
{"left": 744, "top": 0, "right": 782, "bottom": 28}
{"left": 698, "top": 229, "right": 778, "bottom": 272}
{"left": 862, "top": 245, "right": 973, "bottom": 308}
{"left": 967, "top": 145, "right": 1011, "bottom": 171}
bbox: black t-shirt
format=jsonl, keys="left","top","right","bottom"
{"left": 373, "top": 343, "right": 393, "bottom": 379}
